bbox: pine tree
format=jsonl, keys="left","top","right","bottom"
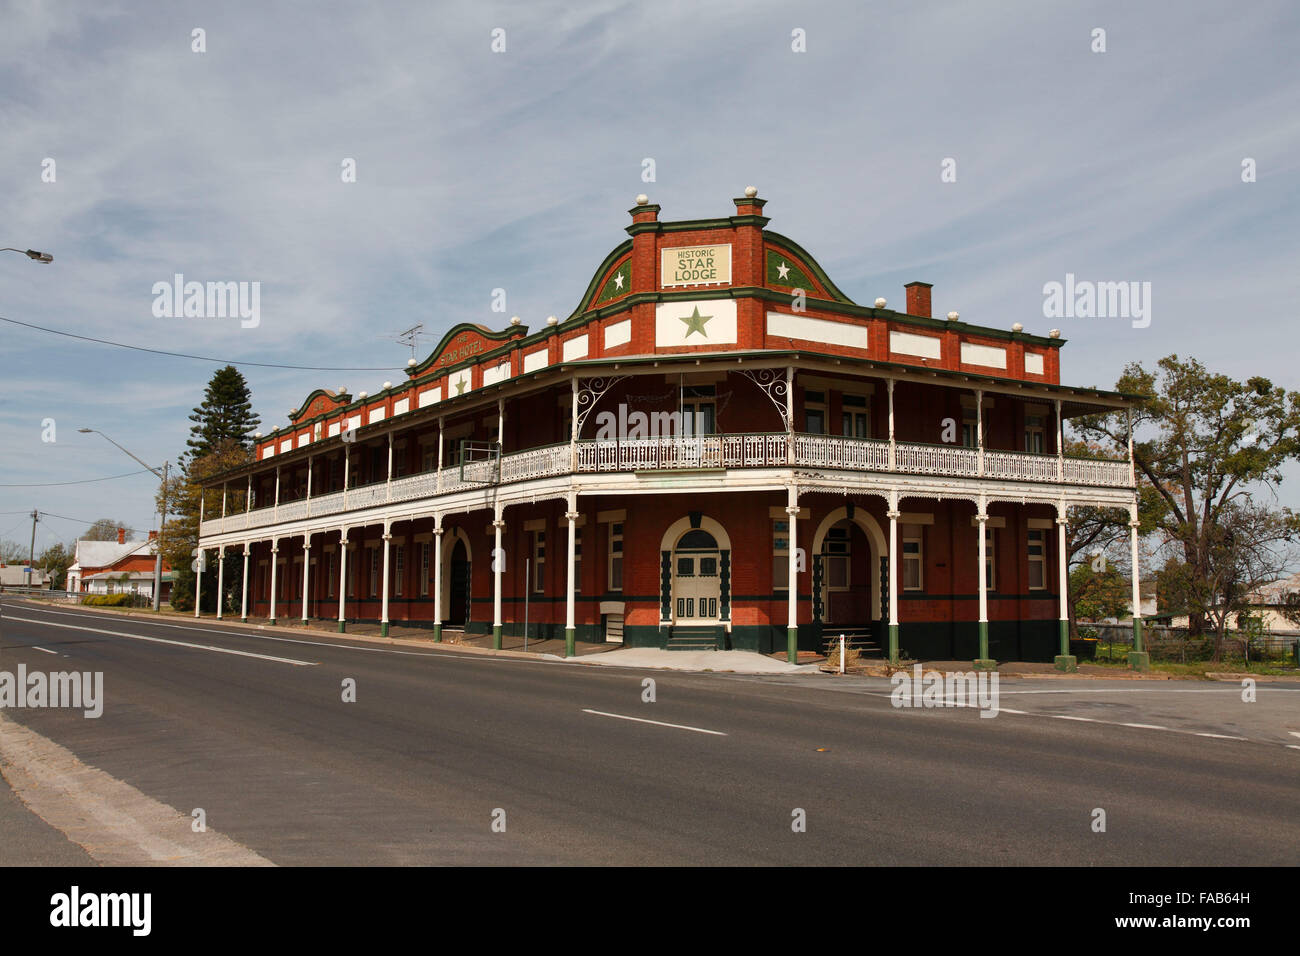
{"left": 185, "top": 365, "right": 260, "bottom": 463}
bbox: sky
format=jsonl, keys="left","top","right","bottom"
{"left": 2, "top": 0, "right": 1298, "bottom": 557}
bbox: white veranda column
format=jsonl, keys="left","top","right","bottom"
{"left": 240, "top": 545, "right": 251, "bottom": 622}
{"left": 433, "top": 520, "right": 444, "bottom": 642}
{"left": 887, "top": 491, "right": 900, "bottom": 662}
{"left": 565, "top": 493, "right": 578, "bottom": 658}
{"left": 380, "top": 522, "right": 392, "bottom": 637}
{"left": 301, "top": 534, "right": 312, "bottom": 623}
{"left": 194, "top": 547, "right": 204, "bottom": 619}
{"left": 268, "top": 541, "right": 279, "bottom": 625}
{"left": 975, "top": 507, "right": 992, "bottom": 667}
{"left": 216, "top": 546, "right": 226, "bottom": 619}
{"left": 492, "top": 508, "right": 505, "bottom": 649}
{"left": 1056, "top": 504, "right": 1074, "bottom": 669}
{"left": 337, "top": 529, "right": 349, "bottom": 633}
{"left": 785, "top": 487, "right": 800, "bottom": 664}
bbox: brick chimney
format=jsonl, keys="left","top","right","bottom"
{"left": 148, "top": 530, "right": 158, "bottom": 541}
{"left": 117, "top": 527, "right": 126, "bottom": 544}
{"left": 905, "top": 281, "right": 933, "bottom": 318}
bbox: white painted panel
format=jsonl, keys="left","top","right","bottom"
{"left": 296, "top": 433, "right": 309, "bottom": 447}
{"left": 766, "top": 311, "right": 866, "bottom": 348}
{"left": 279, "top": 439, "right": 291, "bottom": 453}
{"left": 604, "top": 319, "right": 632, "bottom": 349}
{"left": 369, "top": 407, "right": 385, "bottom": 424}
{"left": 448, "top": 370, "right": 472, "bottom": 397}
{"left": 889, "top": 330, "right": 942, "bottom": 359}
{"left": 262, "top": 446, "right": 275, "bottom": 459}
{"left": 562, "top": 334, "right": 589, "bottom": 361}
{"left": 483, "top": 360, "right": 511, "bottom": 386}
{"left": 392, "top": 397, "right": 410, "bottom": 415}
{"left": 961, "top": 342, "right": 1008, "bottom": 369}
{"left": 1024, "top": 352, "right": 1044, "bottom": 375}
{"left": 654, "top": 299, "right": 737, "bottom": 346}
{"left": 347, "top": 414, "right": 362, "bottom": 432}
{"left": 418, "top": 387, "right": 441, "bottom": 408}
{"left": 523, "top": 348, "right": 548, "bottom": 373}
{"left": 328, "top": 422, "right": 341, "bottom": 437}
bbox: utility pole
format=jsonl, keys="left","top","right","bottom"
{"left": 154, "top": 461, "right": 170, "bottom": 611}
{"left": 27, "top": 509, "right": 38, "bottom": 588}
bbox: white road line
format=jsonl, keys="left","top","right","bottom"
{"left": 1195, "top": 733, "right": 1248, "bottom": 740}
{"left": 31, "top": 646, "right": 57, "bottom": 655}
{"left": 3, "top": 616, "right": 317, "bottom": 666}
{"left": 1121, "top": 722, "right": 1169, "bottom": 730}
{"left": 1052, "top": 715, "right": 1099, "bottom": 722}
{"left": 582, "top": 709, "right": 727, "bottom": 736}
{"left": 1288, "top": 745, "right": 1300, "bottom": 751}
{"left": 1289, "top": 732, "right": 1300, "bottom": 739}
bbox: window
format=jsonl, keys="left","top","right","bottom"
{"left": 773, "top": 519, "right": 790, "bottom": 590}
{"left": 532, "top": 531, "right": 546, "bottom": 593}
{"left": 1025, "top": 413, "right": 1046, "bottom": 454}
{"left": 961, "top": 403, "right": 981, "bottom": 448}
{"left": 421, "top": 440, "right": 438, "bottom": 473}
{"left": 982, "top": 527, "right": 996, "bottom": 591}
{"left": 608, "top": 522, "right": 623, "bottom": 592}
{"left": 825, "top": 524, "right": 850, "bottom": 589}
{"left": 841, "top": 394, "right": 869, "bottom": 438}
{"left": 682, "top": 385, "right": 716, "bottom": 436}
{"left": 329, "top": 459, "right": 342, "bottom": 493}
{"left": 394, "top": 441, "right": 409, "bottom": 478}
{"left": 804, "top": 389, "right": 826, "bottom": 435}
{"left": 347, "top": 548, "right": 357, "bottom": 597}
{"left": 368, "top": 547, "right": 379, "bottom": 598}
{"left": 1028, "top": 530, "right": 1047, "bottom": 590}
{"left": 903, "top": 525, "right": 923, "bottom": 590}
{"left": 420, "top": 543, "right": 430, "bottom": 596}
{"left": 327, "top": 550, "right": 336, "bottom": 598}
{"left": 394, "top": 545, "right": 404, "bottom": 597}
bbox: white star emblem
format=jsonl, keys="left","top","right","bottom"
{"left": 777, "top": 261, "right": 790, "bottom": 280}
{"left": 614, "top": 272, "right": 624, "bottom": 290}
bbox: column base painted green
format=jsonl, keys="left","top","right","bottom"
{"left": 268, "top": 618, "right": 276, "bottom": 627}
{"left": 492, "top": 625, "right": 502, "bottom": 650}
{"left": 1058, "top": 619, "right": 1070, "bottom": 659}
{"left": 786, "top": 626, "right": 798, "bottom": 664}
{"left": 973, "top": 658, "right": 998, "bottom": 671}
{"left": 241, "top": 617, "right": 248, "bottom": 623}
{"left": 565, "top": 627, "right": 576, "bottom": 658}
{"left": 1054, "top": 654, "right": 1078, "bottom": 673}
{"left": 381, "top": 621, "right": 389, "bottom": 637}
{"left": 888, "top": 623, "right": 899, "bottom": 663}
{"left": 337, "top": 620, "right": 346, "bottom": 633}
{"left": 301, "top": 618, "right": 308, "bottom": 626}
{"left": 433, "top": 624, "right": 442, "bottom": 643}
{"left": 1132, "top": 618, "right": 1144, "bottom": 654}
{"left": 977, "top": 620, "right": 989, "bottom": 663}
{"left": 1127, "top": 650, "right": 1150, "bottom": 672}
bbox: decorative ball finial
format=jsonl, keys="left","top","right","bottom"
{"left": 874, "top": 297, "right": 887, "bottom": 309}
{"left": 358, "top": 391, "right": 367, "bottom": 400}
{"left": 407, "top": 358, "right": 416, "bottom": 367}
{"left": 1049, "top": 328, "right": 1061, "bottom": 338}
{"left": 947, "top": 311, "right": 960, "bottom": 322}
{"left": 1011, "top": 322, "right": 1023, "bottom": 333}
{"left": 509, "top": 315, "right": 521, "bottom": 326}
{"left": 546, "top": 315, "right": 559, "bottom": 326}
{"left": 744, "top": 186, "right": 758, "bottom": 198}
{"left": 254, "top": 431, "right": 261, "bottom": 439}
{"left": 635, "top": 194, "right": 649, "bottom": 206}
{"left": 382, "top": 381, "right": 392, "bottom": 390}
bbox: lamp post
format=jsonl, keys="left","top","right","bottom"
{"left": 79, "top": 428, "right": 169, "bottom": 611}
{"left": 1, "top": 247, "right": 54, "bottom": 263}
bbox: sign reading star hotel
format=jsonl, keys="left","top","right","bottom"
{"left": 661, "top": 244, "right": 732, "bottom": 288}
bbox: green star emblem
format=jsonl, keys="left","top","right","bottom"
{"left": 455, "top": 377, "right": 467, "bottom": 395}
{"left": 679, "top": 306, "right": 712, "bottom": 339}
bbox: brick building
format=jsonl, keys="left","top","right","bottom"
{"left": 67, "top": 528, "right": 173, "bottom": 601}
{"left": 197, "top": 190, "right": 1144, "bottom": 668}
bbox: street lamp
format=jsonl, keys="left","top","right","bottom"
{"left": 1, "top": 247, "right": 54, "bottom": 263}
{"left": 79, "top": 428, "right": 169, "bottom": 611}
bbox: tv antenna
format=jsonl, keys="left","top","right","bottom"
{"left": 394, "top": 324, "right": 424, "bottom": 361}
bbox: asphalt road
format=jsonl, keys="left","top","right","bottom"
{"left": 1, "top": 598, "right": 1297, "bottom": 866}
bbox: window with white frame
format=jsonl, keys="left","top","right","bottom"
{"left": 1025, "top": 412, "right": 1046, "bottom": 454}
{"left": 608, "top": 522, "right": 623, "bottom": 592}
{"left": 902, "top": 525, "right": 923, "bottom": 590}
{"left": 1028, "top": 529, "right": 1047, "bottom": 590}
{"left": 825, "top": 524, "right": 850, "bottom": 589}
{"left": 532, "top": 530, "right": 546, "bottom": 593}
{"left": 804, "top": 389, "right": 826, "bottom": 435}
{"left": 961, "top": 401, "right": 983, "bottom": 448}
{"left": 773, "top": 518, "right": 791, "bottom": 590}
{"left": 841, "top": 394, "right": 869, "bottom": 438}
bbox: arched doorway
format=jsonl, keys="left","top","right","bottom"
{"left": 672, "top": 529, "right": 721, "bottom": 623}
{"left": 810, "top": 505, "right": 887, "bottom": 639}
{"left": 448, "top": 539, "right": 470, "bottom": 626}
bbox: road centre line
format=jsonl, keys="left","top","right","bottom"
{"left": 582, "top": 709, "right": 727, "bottom": 736}
{"left": 2, "top": 616, "right": 317, "bottom": 666}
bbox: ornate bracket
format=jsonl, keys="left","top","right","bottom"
{"left": 575, "top": 375, "right": 627, "bottom": 434}
{"left": 738, "top": 368, "right": 790, "bottom": 428}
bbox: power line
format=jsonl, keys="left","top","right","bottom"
{"left": 0, "top": 468, "right": 155, "bottom": 488}
{"left": 35, "top": 511, "right": 154, "bottom": 538}
{"left": 0, "top": 314, "right": 407, "bottom": 372}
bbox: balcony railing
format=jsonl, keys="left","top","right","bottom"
{"left": 201, "top": 433, "right": 1131, "bottom": 537}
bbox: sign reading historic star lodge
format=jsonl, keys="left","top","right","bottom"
{"left": 661, "top": 244, "right": 732, "bottom": 288}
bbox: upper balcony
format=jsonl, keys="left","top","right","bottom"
{"left": 198, "top": 432, "right": 1132, "bottom": 539}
